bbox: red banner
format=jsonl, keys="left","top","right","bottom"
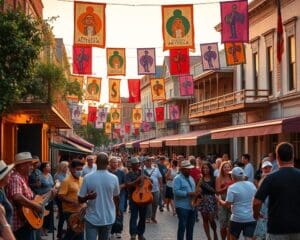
{"left": 169, "top": 48, "right": 190, "bottom": 75}
{"left": 88, "top": 106, "right": 97, "bottom": 122}
{"left": 155, "top": 107, "right": 165, "bottom": 122}
{"left": 73, "top": 46, "right": 92, "bottom": 74}
{"left": 128, "top": 79, "right": 141, "bottom": 103}
{"left": 125, "top": 123, "right": 131, "bottom": 133}
{"left": 277, "top": 0, "right": 284, "bottom": 63}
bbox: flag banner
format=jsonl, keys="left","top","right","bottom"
{"left": 277, "top": 0, "right": 284, "bottom": 63}
{"left": 73, "top": 46, "right": 92, "bottom": 74}
{"left": 162, "top": 4, "right": 195, "bottom": 50}
{"left": 110, "top": 108, "right": 121, "bottom": 124}
{"left": 95, "top": 120, "right": 103, "bottom": 129}
{"left": 81, "top": 113, "right": 88, "bottom": 126}
{"left": 134, "top": 128, "right": 140, "bottom": 136}
{"left": 97, "top": 107, "right": 108, "bottom": 123}
{"left": 155, "top": 107, "right": 165, "bottom": 122}
{"left": 200, "top": 43, "right": 220, "bottom": 71}
{"left": 107, "top": 48, "right": 126, "bottom": 76}
{"left": 150, "top": 78, "right": 166, "bottom": 101}
{"left": 109, "top": 79, "right": 121, "bottom": 103}
{"left": 88, "top": 106, "right": 97, "bottom": 122}
{"left": 128, "top": 79, "right": 141, "bottom": 103}
{"left": 120, "top": 127, "right": 125, "bottom": 137}
{"left": 133, "top": 123, "right": 141, "bottom": 129}
{"left": 169, "top": 48, "right": 190, "bottom": 75}
{"left": 144, "top": 108, "right": 155, "bottom": 122}
{"left": 179, "top": 75, "right": 194, "bottom": 96}
{"left": 169, "top": 105, "right": 180, "bottom": 120}
{"left": 74, "top": 2, "right": 106, "bottom": 48}
{"left": 105, "top": 122, "right": 111, "bottom": 134}
{"left": 137, "top": 48, "right": 156, "bottom": 75}
{"left": 125, "top": 123, "right": 131, "bottom": 134}
{"left": 224, "top": 42, "right": 246, "bottom": 65}
{"left": 85, "top": 77, "right": 101, "bottom": 101}
{"left": 114, "top": 123, "right": 121, "bottom": 130}
{"left": 142, "top": 121, "right": 151, "bottom": 132}
{"left": 132, "top": 108, "right": 143, "bottom": 124}
{"left": 221, "top": 0, "right": 249, "bottom": 43}
{"left": 67, "top": 75, "right": 84, "bottom": 101}
{"left": 71, "top": 104, "right": 82, "bottom": 124}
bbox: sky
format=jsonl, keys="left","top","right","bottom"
{"left": 42, "top": 0, "right": 223, "bottom": 103}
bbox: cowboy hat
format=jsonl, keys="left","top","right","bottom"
{"left": 14, "top": 152, "right": 37, "bottom": 165}
{"left": 0, "top": 160, "right": 14, "bottom": 181}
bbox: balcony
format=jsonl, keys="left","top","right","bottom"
{"left": 189, "top": 89, "right": 269, "bottom": 118}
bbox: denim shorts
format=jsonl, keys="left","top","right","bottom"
{"left": 230, "top": 220, "right": 257, "bottom": 238}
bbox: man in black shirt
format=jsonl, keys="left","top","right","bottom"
{"left": 253, "top": 142, "right": 300, "bottom": 240}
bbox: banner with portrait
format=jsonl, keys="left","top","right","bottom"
{"left": 67, "top": 75, "right": 84, "bottom": 101}
{"left": 73, "top": 46, "right": 92, "bottom": 75}
{"left": 105, "top": 122, "right": 112, "bottom": 134}
{"left": 81, "top": 113, "right": 88, "bottom": 126}
{"left": 155, "top": 107, "right": 165, "bottom": 122}
{"left": 71, "top": 103, "right": 82, "bottom": 124}
{"left": 137, "top": 48, "right": 156, "bottom": 75}
{"left": 224, "top": 42, "right": 246, "bottom": 65}
{"left": 200, "top": 43, "right": 220, "bottom": 71}
{"left": 110, "top": 108, "right": 121, "bottom": 124}
{"left": 88, "top": 106, "right": 97, "bottom": 122}
{"left": 169, "top": 105, "right": 180, "bottom": 120}
{"left": 162, "top": 4, "right": 195, "bottom": 50}
{"left": 128, "top": 79, "right": 141, "bottom": 103}
{"left": 107, "top": 48, "right": 126, "bottom": 76}
{"left": 95, "top": 120, "right": 103, "bottom": 129}
{"left": 97, "top": 107, "right": 108, "bottom": 123}
{"left": 169, "top": 48, "right": 190, "bottom": 75}
{"left": 74, "top": 2, "right": 106, "bottom": 48}
{"left": 144, "top": 108, "right": 155, "bottom": 122}
{"left": 142, "top": 121, "right": 151, "bottom": 132}
{"left": 125, "top": 123, "right": 131, "bottom": 134}
{"left": 179, "top": 75, "right": 194, "bottom": 96}
{"left": 109, "top": 79, "right": 121, "bottom": 103}
{"left": 150, "top": 78, "right": 166, "bottom": 101}
{"left": 132, "top": 108, "right": 143, "bottom": 124}
{"left": 85, "top": 77, "right": 101, "bottom": 101}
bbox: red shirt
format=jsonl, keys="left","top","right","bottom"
{"left": 190, "top": 167, "right": 202, "bottom": 183}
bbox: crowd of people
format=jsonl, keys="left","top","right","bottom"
{"left": 0, "top": 141, "right": 299, "bottom": 240}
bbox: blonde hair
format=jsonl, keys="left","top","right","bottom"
{"left": 56, "top": 161, "right": 69, "bottom": 175}
{"left": 218, "top": 161, "right": 232, "bottom": 180}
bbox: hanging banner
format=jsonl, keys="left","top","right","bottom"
{"left": 95, "top": 120, "right": 103, "bottom": 129}
{"left": 220, "top": 0, "right": 249, "bottom": 43}
{"left": 144, "top": 108, "right": 155, "bottom": 122}
{"left": 88, "top": 106, "right": 97, "bottom": 122}
{"left": 73, "top": 46, "right": 92, "bottom": 75}
{"left": 137, "top": 48, "right": 156, "bottom": 75}
{"left": 110, "top": 108, "right": 121, "bottom": 124}
{"left": 155, "top": 107, "right": 165, "bottom": 122}
{"left": 81, "top": 113, "right": 88, "bottom": 126}
{"left": 107, "top": 48, "right": 126, "bottom": 76}
{"left": 109, "top": 79, "right": 121, "bottom": 103}
{"left": 132, "top": 108, "right": 143, "bottom": 124}
{"left": 97, "top": 107, "right": 108, "bottom": 123}
{"left": 85, "top": 77, "right": 101, "bottom": 101}
{"left": 150, "top": 78, "right": 166, "bottom": 101}
{"left": 74, "top": 2, "right": 106, "bottom": 48}
{"left": 125, "top": 123, "right": 131, "bottom": 134}
{"left": 128, "top": 79, "right": 141, "bottom": 103}
{"left": 169, "top": 105, "right": 180, "bottom": 120}
{"left": 67, "top": 75, "right": 84, "bottom": 101}
{"left": 179, "top": 75, "right": 194, "bottom": 96}
{"left": 169, "top": 48, "right": 190, "bottom": 75}
{"left": 200, "top": 43, "right": 220, "bottom": 71}
{"left": 142, "top": 121, "right": 151, "bottom": 132}
{"left": 105, "top": 122, "right": 112, "bottom": 134}
{"left": 224, "top": 42, "right": 246, "bottom": 65}
{"left": 162, "top": 4, "right": 195, "bottom": 50}
{"left": 71, "top": 104, "right": 82, "bottom": 124}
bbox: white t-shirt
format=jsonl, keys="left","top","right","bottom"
{"left": 226, "top": 181, "right": 256, "bottom": 223}
{"left": 144, "top": 167, "right": 162, "bottom": 192}
{"left": 82, "top": 163, "right": 97, "bottom": 177}
{"left": 78, "top": 170, "right": 120, "bottom": 226}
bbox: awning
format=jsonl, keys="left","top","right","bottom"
{"left": 165, "top": 130, "right": 211, "bottom": 146}
{"left": 211, "top": 116, "right": 300, "bottom": 139}
{"left": 63, "top": 139, "right": 93, "bottom": 153}
{"left": 149, "top": 135, "right": 175, "bottom": 148}
{"left": 50, "top": 142, "right": 91, "bottom": 154}
{"left": 65, "top": 133, "right": 94, "bottom": 149}
{"left": 113, "top": 143, "right": 125, "bottom": 149}
{"left": 126, "top": 138, "right": 155, "bottom": 149}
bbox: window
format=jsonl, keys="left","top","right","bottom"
{"left": 288, "top": 35, "right": 296, "bottom": 91}
{"left": 253, "top": 52, "right": 259, "bottom": 95}
{"left": 266, "top": 46, "right": 274, "bottom": 95}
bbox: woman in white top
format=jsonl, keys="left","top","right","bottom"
{"left": 165, "top": 160, "right": 178, "bottom": 216}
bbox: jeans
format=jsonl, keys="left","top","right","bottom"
{"left": 119, "top": 190, "right": 127, "bottom": 213}
{"left": 14, "top": 225, "right": 36, "bottom": 240}
{"left": 146, "top": 191, "right": 160, "bottom": 220}
{"left": 63, "top": 212, "right": 83, "bottom": 240}
{"left": 176, "top": 207, "right": 196, "bottom": 240}
{"left": 56, "top": 197, "right": 65, "bottom": 237}
{"left": 85, "top": 220, "right": 112, "bottom": 240}
{"left": 129, "top": 199, "right": 147, "bottom": 237}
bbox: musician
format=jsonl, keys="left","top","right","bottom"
{"left": 58, "top": 159, "right": 84, "bottom": 240}
{"left": 78, "top": 152, "right": 120, "bottom": 240}
{"left": 6, "top": 152, "right": 43, "bottom": 240}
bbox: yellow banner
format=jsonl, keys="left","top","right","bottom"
{"left": 81, "top": 113, "right": 87, "bottom": 126}
{"left": 150, "top": 78, "right": 166, "bottom": 101}
{"left": 109, "top": 79, "right": 121, "bottom": 103}
{"left": 132, "top": 108, "right": 143, "bottom": 124}
{"left": 66, "top": 75, "right": 84, "bottom": 101}
{"left": 106, "top": 48, "right": 126, "bottom": 76}
{"left": 110, "top": 108, "right": 121, "bottom": 124}
{"left": 85, "top": 77, "right": 101, "bottom": 101}
{"left": 105, "top": 122, "right": 112, "bottom": 134}
{"left": 74, "top": 2, "right": 106, "bottom": 48}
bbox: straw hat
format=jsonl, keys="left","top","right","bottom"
{"left": 14, "top": 152, "right": 37, "bottom": 165}
{"left": 0, "top": 160, "right": 14, "bottom": 180}
{"left": 181, "top": 160, "right": 194, "bottom": 169}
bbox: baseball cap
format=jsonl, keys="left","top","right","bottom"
{"left": 229, "top": 167, "right": 246, "bottom": 177}
{"left": 262, "top": 161, "right": 273, "bottom": 169}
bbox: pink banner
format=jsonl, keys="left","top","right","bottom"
{"left": 200, "top": 43, "right": 220, "bottom": 71}
{"left": 144, "top": 108, "right": 155, "bottom": 122}
{"left": 169, "top": 105, "right": 180, "bottom": 120}
{"left": 179, "top": 75, "right": 194, "bottom": 96}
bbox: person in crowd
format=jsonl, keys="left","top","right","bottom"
{"left": 198, "top": 161, "right": 218, "bottom": 240}
{"left": 6, "top": 152, "right": 44, "bottom": 240}
{"left": 58, "top": 159, "right": 84, "bottom": 240}
{"left": 254, "top": 157, "right": 269, "bottom": 187}
{"left": 144, "top": 157, "right": 162, "bottom": 223}
{"left": 216, "top": 161, "right": 233, "bottom": 240}
{"left": 79, "top": 152, "right": 120, "bottom": 240}
{"left": 28, "top": 156, "right": 42, "bottom": 194}
{"left": 213, "top": 158, "right": 222, "bottom": 177}
{"left": 157, "top": 156, "right": 168, "bottom": 212}
{"left": 222, "top": 154, "right": 230, "bottom": 162}
{"left": 268, "top": 152, "right": 278, "bottom": 172}
{"left": 82, "top": 155, "right": 96, "bottom": 177}
{"left": 189, "top": 157, "right": 202, "bottom": 184}
{"left": 254, "top": 142, "right": 300, "bottom": 240}
{"left": 0, "top": 160, "right": 15, "bottom": 240}
{"left": 217, "top": 167, "right": 257, "bottom": 240}
{"left": 241, "top": 154, "right": 254, "bottom": 182}
{"left": 165, "top": 160, "right": 178, "bottom": 216}
{"left": 117, "top": 157, "right": 129, "bottom": 212}
{"left": 173, "top": 160, "right": 199, "bottom": 240}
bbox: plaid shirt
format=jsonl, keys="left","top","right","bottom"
{"left": 6, "top": 171, "right": 34, "bottom": 231}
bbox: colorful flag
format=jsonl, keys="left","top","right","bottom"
{"left": 107, "top": 48, "right": 126, "bottom": 76}
{"left": 110, "top": 108, "right": 121, "bottom": 124}
{"left": 162, "top": 4, "right": 195, "bottom": 50}
{"left": 277, "top": 0, "right": 284, "bottom": 63}
{"left": 73, "top": 46, "right": 92, "bottom": 74}
{"left": 67, "top": 75, "right": 84, "bottom": 101}
{"left": 109, "top": 79, "right": 121, "bottom": 103}
{"left": 128, "top": 79, "right": 141, "bottom": 103}
{"left": 144, "top": 108, "right": 155, "bottom": 122}
{"left": 134, "top": 128, "right": 140, "bottom": 136}
{"left": 150, "top": 78, "right": 166, "bottom": 101}
{"left": 142, "top": 121, "right": 151, "bottom": 132}
{"left": 125, "top": 123, "right": 131, "bottom": 134}
{"left": 169, "top": 48, "right": 190, "bottom": 75}
{"left": 85, "top": 77, "right": 101, "bottom": 101}
{"left": 88, "top": 106, "right": 97, "bottom": 122}
{"left": 74, "top": 2, "right": 106, "bottom": 48}
{"left": 179, "top": 75, "right": 194, "bottom": 96}
{"left": 221, "top": 0, "right": 249, "bottom": 43}
{"left": 224, "top": 42, "right": 246, "bottom": 65}
{"left": 71, "top": 104, "right": 82, "bottom": 124}
{"left": 137, "top": 48, "right": 156, "bottom": 75}
{"left": 155, "top": 107, "right": 164, "bottom": 122}
{"left": 97, "top": 107, "right": 108, "bottom": 123}
{"left": 169, "top": 105, "right": 180, "bottom": 120}
{"left": 81, "top": 113, "right": 88, "bottom": 126}
{"left": 105, "top": 122, "right": 112, "bottom": 134}
{"left": 200, "top": 43, "right": 220, "bottom": 71}
{"left": 95, "top": 120, "right": 103, "bottom": 129}
{"left": 132, "top": 108, "right": 143, "bottom": 124}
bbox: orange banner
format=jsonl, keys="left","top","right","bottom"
{"left": 66, "top": 75, "right": 84, "bottom": 102}
{"left": 132, "top": 108, "right": 143, "bottom": 124}
{"left": 224, "top": 42, "right": 246, "bottom": 65}
{"left": 150, "top": 78, "right": 166, "bottom": 101}
{"left": 85, "top": 77, "right": 101, "bottom": 101}
{"left": 81, "top": 113, "right": 88, "bottom": 126}
{"left": 110, "top": 108, "right": 121, "bottom": 124}
{"left": 162, "top": 4, "right": 195, "bottom": 50}
{"left": 74, "top": 2, "right": 106, "bottom": 48}
{"left": 106, "top": 48, "right": 126, "bottom": 76}
{"left": 105, "top": 122, "right": 112, "bottom": 134}
{"left": 109, "top": 79, "right": 121, "bottom": 103}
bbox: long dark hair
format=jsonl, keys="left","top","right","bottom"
{"left": 201, "top": 161, "right": 214, "bottom": 178}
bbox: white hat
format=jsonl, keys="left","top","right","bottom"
{"left": 14, "top": 152, "right": 35, "bottom": 165}
{"left": 262, "top": 161, "right": 273, "bottom": 169}
{"left": 130, "top": 157, "right": 140, "bottom": 164}
{"left": 0, "top": 160, "right": 14, "bottom": 180}
{"left": 229, "top": 167, "right": 246, "bottom": 177}
{"left": 181, "top": 160, "right": 194, "bottom": 169}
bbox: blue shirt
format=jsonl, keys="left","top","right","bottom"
{"left": 173, "top": 173, "right": 195, "bottom": 210}
{"left": 0, "top": 188, "right": 13, "bottom": 225}
{"left": 36, "top": 173, "right": 54, "bottom": 195}
{"left": 244, "top": 163, "right": 254, "bottom": 182}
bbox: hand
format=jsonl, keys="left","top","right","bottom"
{"left": 86, "top": 191, "right": 97, "bottom": 200}
{"left": 215, "top": 194, "right": 221, "bottom": 202}
{"left": 32, "top": 202, "right": 43, "bottom": 214}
